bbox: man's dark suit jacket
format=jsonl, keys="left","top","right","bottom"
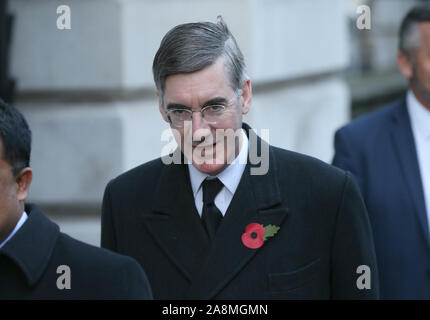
{"left": 0, "top": 204, "right": 153, "bottom": 299}
{"left": 101, "top": 123, "right": 379, "bottom": 299}
{"left": 333, "top": 98, "right": 430, "bottom": 299}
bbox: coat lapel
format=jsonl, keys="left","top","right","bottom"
{"left": 142, "top": 158, "right": 210, "bottom": 282}
{"left": 186, "top": 130, "right": 289, "bottom": 299}
{"left": 1, "top": 204, "right": 59, "bottom": 287}
{"left": 390, "top": 101, "right": 430, "bottom": 247}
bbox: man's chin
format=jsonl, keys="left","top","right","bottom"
{"left": 183, "top": 141, "right": 236, "bottom": 174}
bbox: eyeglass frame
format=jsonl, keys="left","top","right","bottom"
{"left": 163, "top": 89, "right": 243, "bottom": 128}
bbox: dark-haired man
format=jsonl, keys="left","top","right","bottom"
{"left": 333, "top": 5, "right": 430, "bottom": 299}
{"left": 0, "top": 99, "right": 153, "bottom": 299}
{"left": 102, "top": 17, "right": 379, "bottom": 299}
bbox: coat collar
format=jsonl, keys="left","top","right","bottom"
{"left": 0, "top": 204, "right": 59, "bottom": 287}
{"left": 390, "top": 99, "right": 430, "bottom": 247}
{"left": 145, "top": 123, "right": 289, "bottom": 297}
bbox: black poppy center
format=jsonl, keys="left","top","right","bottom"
{"left": 251, "top": 232, "right": 258, "bottom": 239}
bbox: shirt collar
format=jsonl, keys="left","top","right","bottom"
{"left": 407, "top": 90, "right": 430, "bottom": 140}
{"left": 188, "top": 128, "right": 249, "bottom": 196}
{"left": 0, "top": 211, "right": 28, "bottom": 249}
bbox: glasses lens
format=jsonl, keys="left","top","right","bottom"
{"left": 202, "top": 105, "right": 225, "bottom": 123}
{"left": 169, "top": 109, "right": 191, "bottom": 127}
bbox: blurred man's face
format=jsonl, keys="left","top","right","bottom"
{"left": 0, "top": 137, "right": 32, "bottom": 244}
{"left": 0, "top": 138, "right": 21, "bottom": 242}
{"left": 159, "top": 57, "right": 252, "bottom": 175}
{"left": 403, "top": 22, "right": 430, "bottom": 109}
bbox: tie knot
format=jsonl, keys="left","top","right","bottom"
{"left": 202, "top": 178, "right": 224, "bottom": 205}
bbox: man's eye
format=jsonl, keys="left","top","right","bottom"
{"left": 172, "top": 109, "right": 187, "bottom": 116}
{"left": 208, "top": 105, "right": 224, "bottom": 112}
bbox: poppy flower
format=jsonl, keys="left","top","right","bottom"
{"left": 241, "top": 223, "right": 265, "bottom": 249}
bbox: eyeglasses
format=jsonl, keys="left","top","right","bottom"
{"left": 165, "top": 90, "right": 242, "bottom": 128}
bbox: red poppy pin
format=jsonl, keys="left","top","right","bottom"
{"left": 241, "top": 223, "right": 280, "bottom": 249}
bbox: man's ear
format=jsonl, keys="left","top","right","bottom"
{"left": 397, "top": 51, "right": 414, "bottom": 79}
{"left": 240, "top": 79, "right": 252, "bottom": 115}
{"left": 15, "top": 168, "right": 32, "bottom": 202}
{"left": 157, "top": 90, "right": 169, "bottom": 123}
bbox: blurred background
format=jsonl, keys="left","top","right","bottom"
{"left": 0, "top": 0, "right": 422, "bottom": 246}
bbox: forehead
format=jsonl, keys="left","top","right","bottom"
{"left": 163, "top": 58, "right": 232, "bottom": 104}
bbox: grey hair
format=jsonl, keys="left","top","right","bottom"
{"left": 399, "top": 4, "right": 430, "bottom": 59}
{"left": 152, "top": 16, "right": 248, "bottom": 101}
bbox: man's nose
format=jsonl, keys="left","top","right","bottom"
{"left": 191, "top": 110, "right": 207, "bottom": 132}
{"left": 191, "top": 111, "right": 212, "bottom": 143}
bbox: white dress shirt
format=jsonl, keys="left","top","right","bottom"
{"left": 188, "top": 129, "right": 249, "bottom": 216}
{"left": 0, "top": 211, "right": 28, "bottom": 249}
{"left": 407, "top": 90, "right": 430, "bottom": 232}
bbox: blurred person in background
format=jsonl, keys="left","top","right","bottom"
{"left": 333, "top": 4, "right": 430, "bottom": 299}
{"left": 0, "top": 99, "right": 152, "bottom": 299}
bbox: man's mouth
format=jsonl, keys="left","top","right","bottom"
{"left": 192, "top": 140, "right": 220, "bottom": 149}
{"left": 193, "top": 142, "right": 215, "bottom": 148}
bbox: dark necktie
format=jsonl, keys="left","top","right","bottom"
{"left": 201, "top": 178, "right": 224, "bottom": 240}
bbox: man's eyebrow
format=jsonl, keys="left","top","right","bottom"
{"left": 202, "top": 96, "right": 228, "bottom": 106}
{"left": 166, "top": 103, "right": 189, "bottom": 110}
{"left": 166, "top": 96, "right": 228, "bottom": 110}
